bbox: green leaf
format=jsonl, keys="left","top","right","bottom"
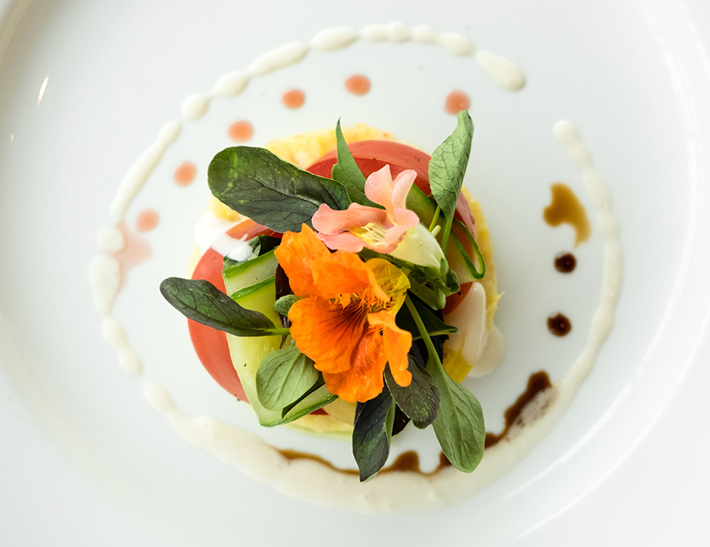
{"left": 396, "top": 295, "right": 458, "bottom": 339}
{"left": 404, "top": 296, "right": 485, "bottom": 473}
{"left": 208, "top": 146, "right": 350, "bottom": 233}
{"left": 332, "top": 120, "right": 377, "bottom": 207}
{"left": 428, "top": 110, "right": 473, "bottom": 221}
{"left": 256, "top": 347, "right": 319, "bottom": 410}
{"left": 352, "top": 388, "right": 396, "bottom": 482}
{"left": 280, "top": 374, "right": 334, "bottom": 418}
{"left": 160, "top": 278, "right": 285, "bottom": 337}
{"left": 274, "top": 294, "right": 300, "bottom": 316}
{"left": 384, "top": 360, "right": 439, "bottom": 429}
{"left": 430, "top": 371, "right": 485, "bottom": 473}
{"left": 229, "top": 276, "right": 275, "bottom": 301}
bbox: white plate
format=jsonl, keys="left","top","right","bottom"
{"left": 1, "top": 0, "right": 709, "bottom": 545}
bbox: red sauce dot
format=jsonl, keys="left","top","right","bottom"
{"left": 173, "top": 161, "right": 196, "bottom": 186}
{"left": 228, "top": 120, "right": 253, "bottom": 142}
{"left": 445, "top": 90, "right": 470, "bottom": 115}
{"left": 345, "top": 74, "right": 371, "bottom": 96}
{"left": 136, "top": 209, "right": 159, "bottom": 233}
{"left": 282, "top": 89, "right": 305, "bottom": 109}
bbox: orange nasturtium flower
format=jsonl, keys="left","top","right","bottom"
{"left": 274, "top": 224, "right": 413, "bottom": 403}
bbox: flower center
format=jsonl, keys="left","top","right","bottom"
{"left": 352, "top": 222, "right": 387, "bottom": 248}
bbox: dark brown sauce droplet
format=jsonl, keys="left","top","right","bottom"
{"left": 554, "top": 252, "right": 576, "bottom": 273}
{"left": 543, "top": 183, "right": 591, "bottom": 247}
{"left": 485, "top": 371, "right": 552, "bottom": 448}
{"left": 547, "top": 313, "right": 571, "bottom": 336}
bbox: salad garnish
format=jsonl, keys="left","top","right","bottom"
{"left": 160, "top": 111, "right": 487, "bottom": 480}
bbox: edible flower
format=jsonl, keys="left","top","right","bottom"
{"left": 275, "top": 225, "right": 412, "bottom": 403}
{"left": 312, "top": 165, "right": 420, "bottom": 255}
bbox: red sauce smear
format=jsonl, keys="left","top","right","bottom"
{"left": 135, "top": 209, "right": 159, "bottom": 233}
{"left": 173, "top": 161, "right": 196, "bottom": 186}
{"left": 113, "top": 222, "right": 152, "bottom": 291}
{"left": 282, "top": 89, "right": 305, "bottom": 109}
{"left": 445, "top": 90, "right": 470, "bottom": 115}
{"left": 345, "top": 74, "right": 371, "bottom": 96}
{"left": 228, "top": 120, "right": 254, "bottom": 142}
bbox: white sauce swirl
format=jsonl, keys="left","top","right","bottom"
{"left": 89, "top": 24, "right": 621, "bottom": 514}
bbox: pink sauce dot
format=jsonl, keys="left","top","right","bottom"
{"left": 136, "top": 209, "right": 159, "bottom": 233}
{"left": 445, "top": 90, "right": 471, "bottom": 115}
{"left": 228, "top": 120, "right": 254, "bottom": 142}
{"left": 345, "top": 74, "right": 371, "bottom": 96}
{"left": 114, "top": 222, "right": 152, "bottom": 291}
{"left": 173, "top": 161, "right": 196, "bottom": 186}
{"left": 282, "top": 89, "right": 305, "bottom": 109}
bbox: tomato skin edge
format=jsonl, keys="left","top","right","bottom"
{"left": 187, "top": 218, "right": 278, "bottom": 402}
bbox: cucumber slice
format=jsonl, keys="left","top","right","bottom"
{"left": 223, "top": 249, "right": 278, "bottom": 295}
{"left": 225, "top": 266, "right": 335, "bottom": 427}
{"left": 406, "top": 185, "right": 436, "bottom": 227}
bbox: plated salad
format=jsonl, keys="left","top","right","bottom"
{"left": 160, "top": 111, "right": 499, "bottom": 480}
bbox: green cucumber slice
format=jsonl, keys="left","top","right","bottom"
{"left": 225, "top": 268, "right": 335, "bottom": 427}
{"left": 223, "top": 249, "right": 278, "bottom": 294}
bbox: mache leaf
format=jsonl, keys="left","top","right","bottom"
{"left": 256, "top": 347, "right": 319, "bottom": 410}
{"left": 428, "top": 110, "right": 473, "bottom": 220}
{"left": 430, "top": 369, "right": 485, "bottom": 473}
{"left": 404, "top": 296, "right": 484, "bottom": 473}
{"left": 274, "top": 294, "right": 300, "bottom": 316}
{"left": 208, "top": 146, "right": 350, "bottom": 233}
{"left": 160, "top": 278, "right": 281, "bottom": 337}
{"left": 280, "top": 375, "right": 333, "bottom": 418}
{"left": 384, "top": 359, "right": 439, "bottom": 429}
{"left": 332, "top": 120, "right": 377, "bottom": 207}
{"left": 352, "top": 388, "right": 395, "bottom": 482}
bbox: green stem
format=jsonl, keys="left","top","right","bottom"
{"left": 439, "top": 214, "right": 454, "bottom": 256}
{"left": 428, "top": 206, "right": 441, "bottom": 232}
{"left": 404, "top": 296, "right": 445, "bottom": 375}
{"left": 268, "top": 327, "right": 291, "bottom": 336}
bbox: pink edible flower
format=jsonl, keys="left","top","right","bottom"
{"left": 312, "top": 165, "right": 420, "bottom": 254}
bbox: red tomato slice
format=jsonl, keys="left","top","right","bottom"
{"left": 188, "top": 219, "right": 275, "bottom": 402}
{"left": 308, "top": 140, "right": 432, "bottom": 194}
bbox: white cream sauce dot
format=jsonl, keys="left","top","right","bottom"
{"left": 439, "top": 32, "right": 475, "bottom": 56}
{"left": 213, "top": 71, "right": 250, "bottom": 97}
{"left": 110, "top": 121, "right": 181, "bottom": 223}
{"left": 310, "top": 27, "right": 359, "bottom": 51}
{"left": 411, "top": 25, "right": 438, "bottom": 44}
{"left": 248, "top": 42, "right": 309, "bottom": 76}
{"left": 382, "top": 21, "right": 412, "bottom": 42}
{"left": 475, "top": 51, "right": 527, "bottom": 91}
{"left": 97, "top": 225, "right": 125, "bottom": 252}
{"left": 359, "top": 24, "right": 389, "bottom": 42}
{"left": 89, "top": 255, "right": 121, "bottom": 316}
{"left": 182, "top": 93, "right": 212, "bottom": 121}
